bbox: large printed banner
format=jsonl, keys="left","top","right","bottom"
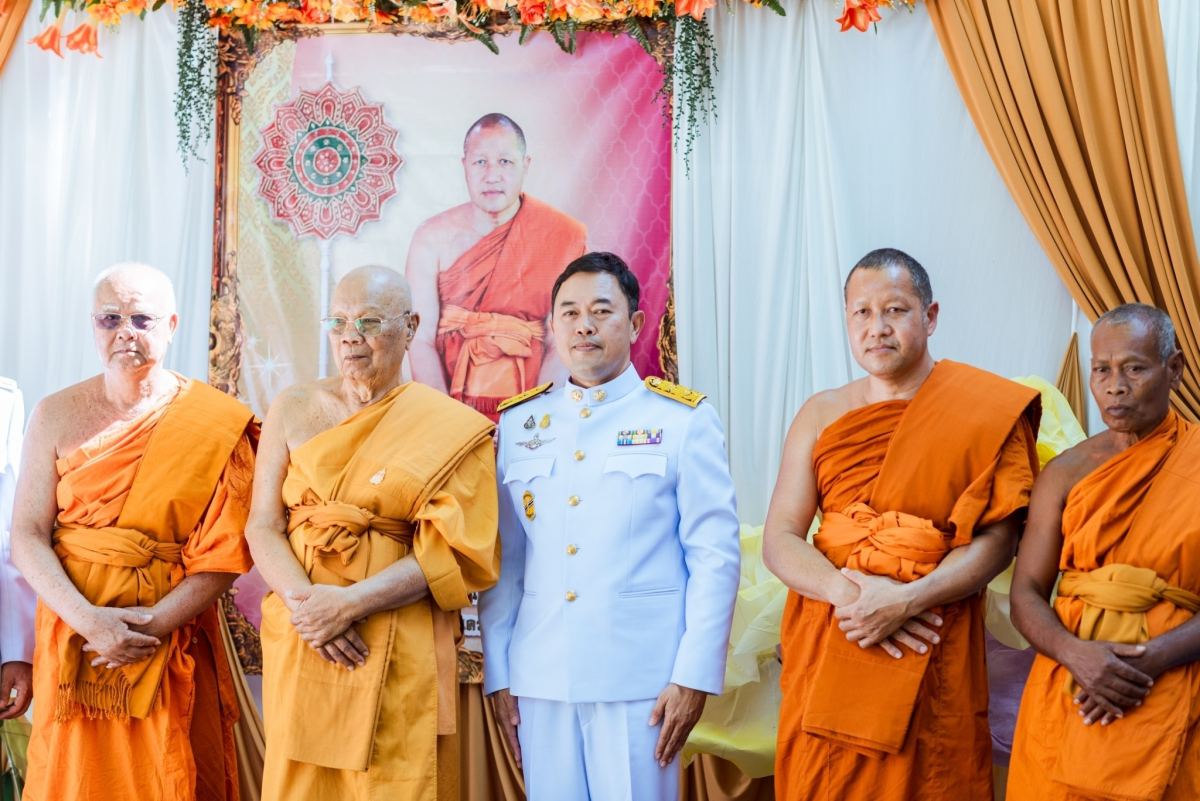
{"left": 222, "top": 28, "right": 673, "bottom": 673}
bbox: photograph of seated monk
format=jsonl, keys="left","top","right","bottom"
{"left": 405, "top": 113, "right": 588, "bottom": 421}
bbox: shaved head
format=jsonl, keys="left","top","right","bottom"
{"left": 464, "top": 113, "right": 527, "bottom": 157}
{"left": 94, "top": 262, "right": 176, "bottom": 315}
{"left": 1094, "top": 303, "right": 1177, "bottom": 364}
{"left": 333, "top": 265, "right": 412, "bottom": 314}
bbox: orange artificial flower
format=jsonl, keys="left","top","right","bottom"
{"left": 28, "top": 7, "right": 67, "bottom": 57}
{"left": 88, "top": 0, "right": 122, "bottom": 25}
{"left": 64, "top": 19, "right": 101, "bottom": 56}
{"left": 404, "top": 3, "right": 436, "bottom": 21}
{"left": 516, "top": 0, "right": 544, "bottom": 24}
{"left": 674, "top": 0, "right": 713, "bottom": 20}
{"left": 629, "top": 0, "right": 657, "bottom": 14}
{"left": 836, "top": 0, "right": 881, "bottom": 32}
{"left": 299, "top": 0, "right": 330, "bottom": 22}
{"left": 118, "top": 0, "right": 147, "bottom": 15}
{"left": 329, "top": 0, "right": 362, "bottom": 22}
{"left": 484, "top": 0, "right": 509, "bottom": 10}
{"left": 566, "top": 0, "right": 601, "bottom": 21}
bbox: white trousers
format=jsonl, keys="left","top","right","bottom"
{"left": 517, "top": 697, "right": 679, "bottom": 801}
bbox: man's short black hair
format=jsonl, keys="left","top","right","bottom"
{"left": 464, "top": 113, "right": 527, "bottom": 157}
{"left": 551, "top": 252, "right": 640, "bottom": 315}
{"left": 844, "top": 247, "right": 934, "bottom": 310}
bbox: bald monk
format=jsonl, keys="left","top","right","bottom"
{"left": 248, "top": 265, "right": 500, "bottom": 800}
{"left": 406, "top": 112, "right": 587, "bottom": 421}
{"left": 11, "top": 263, "right": 256, "bottom": 801}
{"left": 1008, "top": 304, "right": 1200, "bottom": 800}
{"left": 763, "top": 248, "right": 1042, "bottom": 800}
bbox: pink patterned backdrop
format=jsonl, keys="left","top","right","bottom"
{"left": 233, "top": 30, "right": 671, "bottom": 633}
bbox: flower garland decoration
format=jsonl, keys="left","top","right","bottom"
{"left": 835, "top": 0, "right": 916, "bottom": 33}
{"left": 31, "top": 0, "right": 784, "bottom": 168}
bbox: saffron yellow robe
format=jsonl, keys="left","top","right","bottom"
{"left": 24, "top": 377, "right": 257, "bottom": 801}
{"left": 260, "top": 381, "right": 500, "bottom": 801}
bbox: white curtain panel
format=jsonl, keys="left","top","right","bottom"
{"left": 674, "top": 0, "right": 1073, "bottom": 524}
{"left": 0, "top": 9, "right": 214, "bottom": 412}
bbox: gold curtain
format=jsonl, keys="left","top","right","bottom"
{"left": 219, "top": 598, "right": 266, "bottom": 801}
{"left": 927, "top": 0, "right": 1200, "bottom": 421}
{"left": 1055, "top": 332, "right": 1087, "bottom": 434}
{"left": 0, "top": 0, "right": 32, "bottom": 79}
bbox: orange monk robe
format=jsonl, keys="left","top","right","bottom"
{"left": 435, "top": 193, "right": 587, "bottom": 420}
{"left": 1009, "top": 413, "right": 1200, "bottom": 801}
{"left": 260, "top": 381, "right": 500, "bottom": 801}
{"left": 24, "top": 378, "right": 257, "bottom": 801}
{"left": 776, "top": 361, "right": 1041, "bottom": 801}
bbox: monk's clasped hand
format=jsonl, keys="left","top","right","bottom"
{"left": 1065, "top": 640, "right": 1153, "bottom": 726}
{"left": 835, "top": 569, "right": 942, "bottom": 659}
{"left": 287, "top": 584, "right": 369, "bottom": 670}
{"left": 79, "top": 607, "right": 160, "bottom": 669}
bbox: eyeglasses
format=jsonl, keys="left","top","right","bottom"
{"left": 92, "top": 313, "right": 164, "bottom": 332}
{"left": 320, "top": 312, "right": 410, "bottom": 337}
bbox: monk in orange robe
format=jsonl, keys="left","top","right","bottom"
{"left": 1008, "top": 303, "right": 1200, "bottom": 801}
{"left": 406, "top": 112, "right": 587, "bottom": 420}
{"left": 248, "top": 265, "right": 500, "bottom": 801}
{"left": 763, "top": 248, "right": 1041, "bottom": 800}
{"left": 11, "top": 263, "right": 257, "bottom": 801}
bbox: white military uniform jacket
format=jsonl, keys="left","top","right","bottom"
{"left": 0, "top": 378, "right": 34, "bottom": 665}
{"left": 480, "top": 365, "right": 740, "bottom": 703}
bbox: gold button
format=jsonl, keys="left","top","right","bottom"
{"left": 592, "top": 389, "right": 607, "bottom": 402}
{"left": 568, "top": 495, "right": 580, "bottom": 506}
{"left": 574, "top": 450, "right": 585, "bottom": 461}
{"left": 565, "top": 591, "right": 577, "bottom": 602}
{"left": 571, "top": 390, "right": 584, "bottom": 402}
{"left": 566, "top": 544, "right": 578, "bottom": 556}
{"left": 580, "top": 408, "right": 591, "bottom": 418}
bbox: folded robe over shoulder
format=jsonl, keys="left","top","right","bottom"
{"left": 23, "top": 378, "right": 258, "bottom": 801}
{"left": 260, "top": 381, "right": 501, "bottom": 801}
{"left": 1009, "top": 412, "right": 1200, "bottom": 801}
{"left": 776, "top": 360, "right": 1041, "bottom": 801}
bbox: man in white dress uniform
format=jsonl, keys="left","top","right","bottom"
{"left": 479, "top": 252, "right": 741, "bottom": 800}
{"left": 0, "top": 378, "right": 36, "bottom": 720}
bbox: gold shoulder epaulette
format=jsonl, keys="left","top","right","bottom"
{"left": 497, "top": 382, "right": 554, "bottom": 414}
{"left": 645, "top": 377, "right": 706, "bottom": 408}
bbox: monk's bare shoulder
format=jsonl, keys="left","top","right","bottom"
{"left": 1038, "top": 431, "right": 1122, "bottom": 502}
{"left": 412, "top": 205, "right": 472, "bottom": 245}
{"left": 266, "top": 378, "right": 344, "bottom": 450}
{"left": 793, "top": 378, "right": 868, "bottom": 442}
{"left": 29, "top": 376, "right": 105, "bottom": 456}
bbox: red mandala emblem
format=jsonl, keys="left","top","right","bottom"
{"left": 253, "top": 83, "right": 403, "bottom": 240}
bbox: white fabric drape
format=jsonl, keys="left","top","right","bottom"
{"left": 0, "top": 10, "right": 214, "bottom": 412}
{"left": 674, "top": 0, "right": 1075, "bottom": 523}
{"left": 1161, "top": 0, "right": 1200, "bottom": 278}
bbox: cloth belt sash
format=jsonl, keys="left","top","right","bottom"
{"left": 1051, "top": 563, "right": 1200, "bottom": 800}
{"left": 51, "top": 525, "right": 184, "bottom": 721}
{"left": 801, "top": 503, "right": 951, "bottom": 757}
{"left": 437, "top": 305, "right": 545, "bottom": 401}
{"left": 287, "top": 490, "right": 416, "bottom": 582}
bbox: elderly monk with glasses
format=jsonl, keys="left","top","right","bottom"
{"left": 13, "top": 262, "right": 258, "bottom": 801}
{"left": 248, "top": 265, "right": 500, "bottom": 801}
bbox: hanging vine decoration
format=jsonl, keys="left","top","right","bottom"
{"left": 32, "top": 0, "right": 787, "bottom": 167}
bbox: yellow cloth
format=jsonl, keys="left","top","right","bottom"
{"left": 985, "top": 376, "right": 1087, "bottom": 650}
{"left": 1057, "top": 564, "right": 1200, "bottom": 696}
{"left": 260, "top": 382, "right": 499, "bottom": 801}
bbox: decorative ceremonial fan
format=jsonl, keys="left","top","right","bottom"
{"left": 253, "top": 79, "right": 403, "bottom": 375}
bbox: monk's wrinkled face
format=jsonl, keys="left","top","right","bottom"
{"left": 845, "top": 266, "right": 937, "bottom": 378}
{"left": 328, "top": 271, "right": 417, "bottom": 385}
{"left": 92, "top": 270, "right": 177, "bottom": 372}
{"left": 1090, "top": 320, "right": 1182, "bottom": 434}
{"left": 463, "top": 125, "right": 529, "bottom": 216}
{"left": 552, "top": 272, "right": 645, "bottom": 388}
